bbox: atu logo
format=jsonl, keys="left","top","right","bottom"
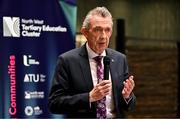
{"left": 3, "top": 16, "right": 20, "bottom": 37}
{"left": 23, "top": 55, "right": 40, "bottom": 66}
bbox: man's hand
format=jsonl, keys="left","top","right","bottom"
{"left": 122, "top": 76, "right": 135, "bottom": 99}
{"left": 89, "top": 80, "right": 111, "bottom": 102}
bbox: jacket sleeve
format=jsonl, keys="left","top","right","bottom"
{"left": 120, "top": 55, "right": 136, "bottom": 111}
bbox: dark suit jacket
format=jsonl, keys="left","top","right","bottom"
{"left": 48, "top": 44, "right": 136, "bottom": 118}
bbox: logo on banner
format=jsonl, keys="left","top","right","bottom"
{"left": 23, "top": 55, "right": 40, "bottom": 66}
{"left": 25, "top": 91, "right": 44, "bottom": 99}
{"left": 24, "top": 74, "right": 46, "bottom": 83}
{"left": 8, "top": 55, "right": 17, "bottom": 116}
{"left": 25, "top": 106, "right": 43, "bottom": 116}
{"left": 24, "top": 106, "right": 33, "bottom": 116}
{"left": 2, "top": 16, "right": 67, "bottom": 38}
{"left": 3, "top": 17, "right": 20, "bottom": 37}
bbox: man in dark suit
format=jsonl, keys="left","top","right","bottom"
{"left": 48, "top": 6, "right": 136, "bottom": 118}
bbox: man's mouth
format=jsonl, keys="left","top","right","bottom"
{"left": 99, "top": 42, "right": 106, "bottom": 44}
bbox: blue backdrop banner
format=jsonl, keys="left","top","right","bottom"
{"left": 0, "top": 0, "right": 76, "bottom": 118}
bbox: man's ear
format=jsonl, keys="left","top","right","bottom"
{"left": 80, "top": 28, "right": 88, "bottom": 38}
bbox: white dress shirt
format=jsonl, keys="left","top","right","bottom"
{"left": 86, "top": 43, "right": 115, "bottom": 118}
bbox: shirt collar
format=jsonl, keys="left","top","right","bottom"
{"left": 86, "top": 43, "right": 106, "bottom": 59}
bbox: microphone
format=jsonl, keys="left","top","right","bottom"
{"left": 103, "top": 56, "right": 110, "bottom": 80}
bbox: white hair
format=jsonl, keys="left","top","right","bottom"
{"left": 82, "top": 6, "right": 113, "bottom": 29}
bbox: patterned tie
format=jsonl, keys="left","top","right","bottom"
{"left": 94, "top": 56, "right": 106, "bottom": 119}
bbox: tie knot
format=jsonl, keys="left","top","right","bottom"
{"left": 93, "top": 56, "right": 103, "bottom": 64}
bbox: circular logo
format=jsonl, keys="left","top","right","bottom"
{"left": 25, "top": 106, "right": 33, "bottom": 116}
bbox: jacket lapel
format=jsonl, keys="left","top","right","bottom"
{"left": 106, "top": 49, "right": 117, "bottom": 80}
{"left": 79, "top": 45, "right": 94, "bottom": 91}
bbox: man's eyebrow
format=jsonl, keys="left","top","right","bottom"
{"left": 93, "top": 26, "right": 109, "bottom": 29}
{"left": 94, "top": 26, "right": 102, "bottom": 28}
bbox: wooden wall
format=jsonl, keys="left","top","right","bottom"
{"left": 126, "top": 40, "right": 178, "bottom": 118}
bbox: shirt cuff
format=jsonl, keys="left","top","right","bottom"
{"left": 89, "top": 93, "right": 91, "bottom": 108}
{"left": 124, "top": 95, "right": 133, "bottom": 104}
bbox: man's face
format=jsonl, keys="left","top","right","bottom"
{"left": 84, "top": 15, "right": 112, "bottom": 54}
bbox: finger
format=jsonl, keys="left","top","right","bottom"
{"left": 104, "top": 91, "right": 110, "bottom": 96}
{"left": 103, "top": 86, "right": 112, "bottom": 96}
{"left": 99, "top": 80, "right": 111, "bottom": 86}
{"left": 130, "top": 79, "right": 135, "bottom": 88}
{"left": 124, "top": 86, "right": 129, "bottom": 93}
{"left": 122, "top": 88, "right": 129, "bottom": 95}
{"left": 124, "top": 79, "right": 133, "bottom": 92}
{"left": 101, "top": 82, "right": 111, "bottom": 88}
{"left": 98, "top": 86, "right": 111, "bottom": 95}
{"left": 125, "top": 76, "right": 135, "bottom": 89}
{"left": 96, "top": 83, "right": 111, "bottom": 91}
{"left": 128, "top": 80, "right": 135, "bottom": 90}
{"left": 101, "top": 83, "right": 112, "bottom": 93}
{"left": 129, "top": 75, "right": 134, "bottom": 80}
{"left": 103, "top": 87, "right": 111, "bottom": 94}
{"left": 128, "top": 76, "right": 134, "bottom": 83}
{"left": 125, "top": 81, "right": 133, "bottom": 91}
{"left": 122, "top": 89, "right": 125, "bottom": 95}
{"left": 124, "top": 81, "right": 130, "bottom": 91}
{"left": 97, "top": 87, "right": 110, "bottom": 97}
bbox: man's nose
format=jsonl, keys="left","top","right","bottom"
{"left": 101, "top": 30, "right": 107, "bottom": 38}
